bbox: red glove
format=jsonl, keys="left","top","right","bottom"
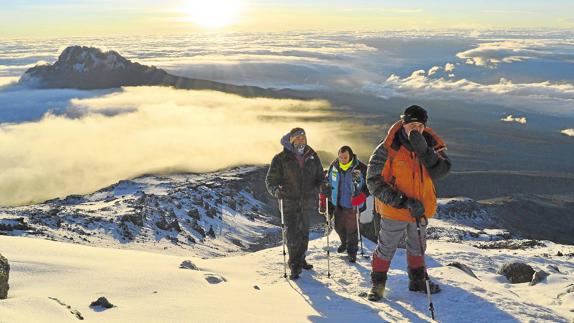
{"left": 319, "top": 193, "right": 327, "bottom": 213}
{"left": 351, "top": 192, "right": 366, "bottom": 207}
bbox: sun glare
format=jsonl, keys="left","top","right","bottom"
{"left": 183, "top": 0, "right": 242, "bottom": 28}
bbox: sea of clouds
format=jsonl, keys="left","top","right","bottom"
{"left": 1, "top": 30, "right": 573, "bottom": 205}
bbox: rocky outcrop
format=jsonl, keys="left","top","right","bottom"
{"left": 180, "top": 260, "right": 200, "bottom": 270}
{"left": 90, "top": 296, "right": 114, "bottom": 309}
{"left": 530, "top": 270, "right": 550, "bottom": 286}
{"left": 498, "top": 262, "right": 535, "bottom": 284}
{"left": 0, "top": 253, "right": 9, "bottom": 299}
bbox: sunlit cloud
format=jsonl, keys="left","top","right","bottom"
{"left": 0, "top": 77, "right": 19, "bottom": 88}
{"left": 0, "top": 86, "right": 357, "bottom": 206}
{"left": 363, "top": 70, "right": 574, "bottom": 115}
{"left": 456, "top": 39, "right": 574, "bottom": 68}
{"left": 428, "top": 66, "right": 441, "bottom": 76}
{"left": 501, "top": 115, "right": 527, "bottom": 124}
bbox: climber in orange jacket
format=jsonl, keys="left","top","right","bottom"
{"left": 365, "top": 105, "right": 451, "bottom": 301}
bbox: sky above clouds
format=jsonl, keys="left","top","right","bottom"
{"left": 1, "top": 0, "right": 574, "bottom": 38}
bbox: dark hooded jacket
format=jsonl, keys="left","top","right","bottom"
{"left": 266, "top": 133, "right": 324, "bottom": 200}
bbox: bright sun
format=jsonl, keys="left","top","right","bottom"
{"left": 183, "top": 0, "right": 242, "bottom": 28}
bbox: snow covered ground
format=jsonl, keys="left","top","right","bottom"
{"left": 1, "top": 168, "right": 573, "bottom": 322}
{"left": 1, "top": 225, "right": 573, "bottom": 322}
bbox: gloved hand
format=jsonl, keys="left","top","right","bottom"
{"left": 351, "top": 192, "right": 366, "bottom": 207}
{"left": 319, "top": 193, "right": 327, "bottom": 214}
{"left": 408, "top": 130, "right": 429, "bottom": 157}
{"left": 274, "top": 186, "right": 286, "bottom": 199}
{"left": 388, "top": 189, "right": 407, "bottom": 208}
{"left": 320, "top": 182, "right": 332, "bottom": 195}
{"left": 404, "top": 198, "right": 425, "bottom": 220}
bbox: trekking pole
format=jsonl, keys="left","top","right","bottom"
{"left": 279, "top": 199, "right": 287, "bottom": 279}
{"left": 351, "top": 170, "right": 368, "bottom": 259}
{"left": 356, "top": 207, "right": 367, "bottom": 258}
{"left": 326, "top": 197, "right": 331, "bottom": 278}
{"left": 416, "top": 217, "right": 435, "bottom": 320}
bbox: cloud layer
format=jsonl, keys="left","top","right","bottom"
{"left": 0, "top": 87, "right": 353, "bottom": 206}
{"left": 363, "top": 69, "right": 574, "bottom": 116}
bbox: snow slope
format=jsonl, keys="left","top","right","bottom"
{"left": 1, "top": 168, "right": 573, "bottom": 322}
{"left": 1, "top": 226, "right": 573, "bottom": 322}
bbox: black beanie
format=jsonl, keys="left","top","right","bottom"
{"left": 289, "top": 127, "right": 306, "bottom": 137}
{"left": 402, "top": 105, "right": 428, "bottom": 125}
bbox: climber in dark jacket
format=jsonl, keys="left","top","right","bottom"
{"left": 266, "top": 127, "right": 324, "bottom": 280}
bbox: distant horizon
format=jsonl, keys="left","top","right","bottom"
{"left": 2, "top": 0, "right": 573, "bottom": 38}
{"left": 3, "top": 26, "right": 574, "bottom": 40}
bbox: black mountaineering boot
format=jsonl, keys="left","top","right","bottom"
{"left": 302, "top": 260, "right": 313, "bottom": 270}
{"left": 348, "top": 253, "right": 357, "bottom": 263}
{"left": 408, "top": 267, "right": 441, "bottom": 294}
{"left": 367, "top": 271, "right": 387, "bottom": 301}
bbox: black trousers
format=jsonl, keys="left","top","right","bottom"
{"left": 334, "top": 206, "right": 359, "bottom": 255}
{"left": 282, "top": 198, "right": 315, "bottom": 271}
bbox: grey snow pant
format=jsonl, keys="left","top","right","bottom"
{"left": 372, "top": 217, "right": 427, "bottom": 272}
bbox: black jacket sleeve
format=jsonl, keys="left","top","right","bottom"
{"left": 358, "top": 160, "right": 370, "bottom": 197}
{"left": 366, "top": 143, "right": 400, "bottom": 204}
{"left": 313, "top": 153, "right": 325, "bottom": 189}
{"left": 265, "top": 154, "right": 283, "bottom": 197}
{"left": 426, "top": 150, "right": 451, "bottom": 180}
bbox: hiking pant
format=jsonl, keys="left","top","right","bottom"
{"left": 334, "top": 206, "right": 359, "bottom": 255}
{"left": 282, "top": 198, "right": 314, "bottom": 271}
{"left": 372, "top": 217, "right": 427, "bottom": 273}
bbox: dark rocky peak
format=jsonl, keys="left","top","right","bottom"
{"left": 54, "top": 46, "right": 129, "bottom": 73}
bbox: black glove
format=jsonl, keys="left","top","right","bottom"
{"left": 404, "top": 198, "right": 425, "bottom": 220}
{"left": 388, "top": 189, "right": 407, "bottom": 208}
{"left": 408, "top": 130, "right": 429, "bottom": 157}
{"left": 409, "top": 130, "right": 440, "bottom": 167}
{"left": 274, "top": 186, "right": 286, "bottom": 199}
{"left": 320, "top": 182, "right": 332, "bottom": 195}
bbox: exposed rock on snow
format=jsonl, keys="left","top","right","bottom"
{"left": 0, "top": 166, "right": 278, "bottom": 258}
{"left": 0, "top": 253, "right": 9, "bottom": 299}
{"left": 530, "top": 270, "right": 550, "bottom": 286}
{"left": 498, "top": 262, "right": 535, "bottom": 284}
{"left": 474, "top": 239, "right": 546, "bottom": 250}
{"left": 0, "top": 217, "right": 32, "bottom": 233}
{"left": 179, "top": 260, "right": 199, "bottom": 271}
{"left": 204, "top": 274, "right": 226, "bottom": 284}
{"left": 447, "top": 262, "right": 479, "bottom": 280}
{"left": 90, "top": 296, "right": 115, "bottom": 309}
{"left": 49, "top": 297, "right": 85, "bottom": 319}
{"left": 546, "top": 264, "right": 561, "bottom": 273}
